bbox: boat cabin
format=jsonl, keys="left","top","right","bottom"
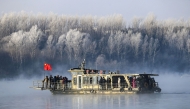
{"left": 67, "top": 60, "right": 161, "bottom": 93}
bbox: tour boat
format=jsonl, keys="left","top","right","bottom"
{"left": 32, "top": 60, "right": 161, "bottom": 94}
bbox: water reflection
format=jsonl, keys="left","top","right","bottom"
{"left": 39, "top": 94, "right": 162, "bottom": 109}
{"left": 1, "top": 92, "right": 190, "bottom": 109}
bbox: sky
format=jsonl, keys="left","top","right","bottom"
{"left": 0, "top": 0, "right": 190, "bottom": 20}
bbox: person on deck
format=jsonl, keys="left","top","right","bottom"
{"left": 65, "top": 77, "right": 68, "bottom": 89}
{"left": 99, "top": 77, "right": 103, "bottom": 90}
{"left": 102, "top": 77, "right": 106, "bottom": 90}
{"left": 107, "top": 78, "right": 111, "bottom": 89}
{"left": 42, "top": 76, "right": 49, "bottom": 89}
{"left": 59, "top": 76, "right": 63, "bottom": 90}
{"left": 49, "top": 75, "right": 53, "bottom": 88}
{"left": 53, "top": 76, "right": 57, "bottom": 90}
{"left": 118, "top": 77, "right": 121, "bottom": 88}
{"left": 62, "top": 77, "right": 65, "bottom": 91}
{"left": 56, "top": 75, "right": 60, "bottom": 89}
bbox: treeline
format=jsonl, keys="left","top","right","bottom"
{"left": 0, "top": 12, "right": 190, "bottom": 78}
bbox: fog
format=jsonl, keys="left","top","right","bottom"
{"left": 0, "top": 78, "right": 49, "bottom": 97}
{"left": 1, "top": 74, "right": 190, "bottom": 109}
{"left": 156, "top": 73, "right": 190, "bottom": 94}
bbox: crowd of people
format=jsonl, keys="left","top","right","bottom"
{"left": 98, "top": 77, "right": 124, "bottom": 90}
{"left": 99, "top": 77, "right": 110, "bottom": 90}
{"left": 42, "top": 75, "right": 70, "bottom": 91}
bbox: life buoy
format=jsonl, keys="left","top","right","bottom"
{"left": 144, "top": 82, "right": 148, "bottom": 88}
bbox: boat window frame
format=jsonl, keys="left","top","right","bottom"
{"left": 73, "top": 77, "right": 77, "bottom": 85}
{"left": 83, "top": 76, "right": 89, "bottom": 84}
{"left": 77, "top": 75, "right": 82, "bottom": 89}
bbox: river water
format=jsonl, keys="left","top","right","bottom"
{"left": 0, "top": 74, "right": 190, "bottom": 109}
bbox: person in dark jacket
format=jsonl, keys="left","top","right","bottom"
{"left": 107, "top": 78, "right": 111, "bottom": 89}
{"left": 53, "top": 76, "right": 57, "bottom": 90}
{"left": 99, "top": 77, "right": 103, "bottom": 90}
{"left": 49, "top": 75, "right": 53, "bottom": 88}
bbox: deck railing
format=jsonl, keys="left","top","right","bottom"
{"left": 33, "top": 81, "right": 72, "bottom": 90}
{"left": 33, "top": 80, "right": 159, "bottom": 91}
{"left": 33, "top": 80, "right": 43, "bottom": 88}
{"left": 82, "top": 82, "right": 129, "bottom": 90}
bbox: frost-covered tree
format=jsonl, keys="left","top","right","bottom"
{"left": 142, "top": 35, "right": 148, "bottom": 64}
{"left": 64, "top": 29, "right": 91, "bottom": 62}
{"left": 1, "top": 12, "right": 190, "bottom": 78}
{"left": 130, "top": 32, "right": 142, "bottom": 57}
{"left": 56, "top": 34, "right": 66, "bottom": 61}
{"left": 2, "top": 25, "right": 43, "bottom": 64}
{"left": 132, "top": 17, "right": 142, "bottom": 29}
{"left": 107, "top": 33, "right": 115, "bottom": 58}
{"left": 114, "top": 31, "right": 124, "bottom": 59}
{"left": 26, "top": 25, "right": 43, "bottom": 59}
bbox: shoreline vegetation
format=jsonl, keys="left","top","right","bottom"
{"left": 0, "top": 12, "right": 190, "bottom": 79}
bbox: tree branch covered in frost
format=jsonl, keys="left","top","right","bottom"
{"left": 0, "top": 12, "right": 190, "bottom": 78}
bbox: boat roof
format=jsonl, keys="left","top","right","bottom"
{"left": 85, "top": 74, "right": 159, "bottom": 76}
{"left": 68, "top": 60, "right": 159, "bottom": 76}
{"left": 68, "top": 68, "right": 159, "bottom": 76}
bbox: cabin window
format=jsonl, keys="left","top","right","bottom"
{"left": 73, "top": 77, "right": 77, "bottom": 85}
{"left": 82, "top": 77, "right": 97, "bottom": 84}
{"left": 92, "top": 76, "right": 97, "bottom": 84}
{"left": 83, "top": 77, "right": 88, "bottom": 84}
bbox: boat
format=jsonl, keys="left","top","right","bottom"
{"left": 32, "top": 60, "right": 161, "bottom": 94}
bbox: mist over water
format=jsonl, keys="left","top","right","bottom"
{"left": 158, "top": 73, "right": 190, "bottom": 94}
{"left": 0, "top": 73, "right": 190, "bottom": 109}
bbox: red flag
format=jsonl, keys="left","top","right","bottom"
{"left": 44, "top": 63, "right": 52, "bottom": 71}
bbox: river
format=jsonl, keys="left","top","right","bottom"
{"left": 0, "top": 74, "right": 190, "bottom": 109}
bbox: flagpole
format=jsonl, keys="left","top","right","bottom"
{"left": 44, "top": 70, "right": 45, "bottom": 79}
{"left": 44, "top": 63, "right": 46, "bottom": 79}
{"left": 44, "top": 64, "right": 45, "bottom": 79}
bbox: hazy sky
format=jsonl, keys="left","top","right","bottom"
{"left": 0, "top": 0, "right": 190, "bottom": 20}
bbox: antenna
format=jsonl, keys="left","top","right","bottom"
{"left": 81, "top": 59, "right": 85, "bottom": 69}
